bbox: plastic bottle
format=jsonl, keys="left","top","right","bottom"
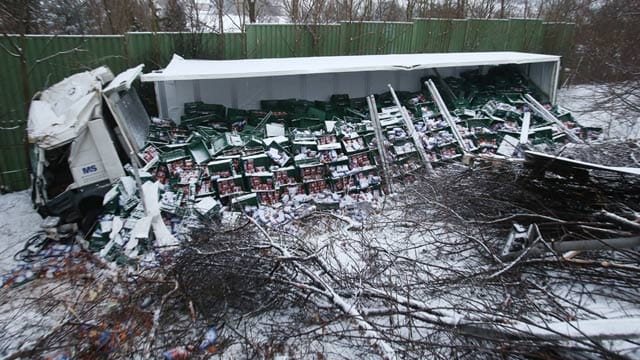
{"left": 163, "top": 346, "right": 191, "bottom": 360}
{"left": 199, "top": 327, "right": 217, "bottom": 350}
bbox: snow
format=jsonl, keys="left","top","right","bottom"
{"left": 0, "top": 191, "right": 43, "bottom": 274}
{"left": 513, "top": 317, "right": 640, "bottom": 340}
{"left": 0, "top": 286, "right": 66, "bottom": 356}
{"left": 198, "top": 13, "right": 291, "bottom": 33}
{"left": 103, "top": 64, "right": 144, "bottom": 94}
{"left": 557, "top": 84, "right": 640, "bottom": 140}
{"left": 142, "top": 52, "right": 559, "bottom": 82}
{"left": 27, "top": 67, "right": 109, "bottom": 149}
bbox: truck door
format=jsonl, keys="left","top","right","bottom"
{"left": 102, "top": 64, "right": 151, "bottom": 165}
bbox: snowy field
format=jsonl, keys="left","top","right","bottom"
{"left": 557, "top": 85, "right": 640, "bottom": 140}
{"left": 0, "top": 83, "right": 638, "bottom": 358}
{"left": 0, "top": 191, "right": 43, "bottom": 274}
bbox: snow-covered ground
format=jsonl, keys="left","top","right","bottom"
{"left": 199, "top": 14, "right": 290, "bottom": 33}
{"left": 0, "top": 191, "right": 43, "bottom": 274}
{"left": 557, "top": 84, "right": 640, "bottom": 140}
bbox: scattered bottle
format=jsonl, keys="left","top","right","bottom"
{"left": 199, "top": 327, "right": 218, "bottom": 351}
{"left": 163, "top": 346, "right": 191, "bottom": 360}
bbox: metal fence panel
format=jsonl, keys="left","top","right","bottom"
{"left": 313, "top": 25, "right": 342, "bottom": 56}
{"left": 341, "top": 22, "right": 413, "bottom": 55}
{"left": 0, "top": 37, "right": 27, "bottom": 122}
{"left": 542, "top": 22, "right": 576, "bottom": 58}
{"left": 448, "top": 19, "right": 468, "bottom": 51}
{"left": 464, "top": 19, "right": 510, "bottom": 51}
{"left": 506, "top": 19, "right": 544, "bottom": 52}
{"left": 127, "top": 33, "right": 174, "bottom": 69}
{"left": 384, "top": 22, "right": 414, "bottom": 54}
{"left": 224, "top": 33, "right": 245, "bottom": 59}
{"left": 0, "top": 122, "right": 28, "bottom": 192}
{"left": 412, "top": 19, "right": 447, "bottom": 53}
{"left": 340, "top": 22, "right": 372, "bottom": 55}
{"left": 246, "top": 24, "right": 313, "bottom": 58}
{"left": 24, "top": 36, "right": 127, "bottom": 95}
{"left": 1, "top": 35, "right": 126, "bottom": 190}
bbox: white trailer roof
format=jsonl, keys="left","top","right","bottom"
{"left": 141, "top": 52, "right": 560, "bottom": 82}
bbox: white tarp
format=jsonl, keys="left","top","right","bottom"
{"left": 141, "top": 52, "right": 560, "bottom": 82}
{"left": 27, "top": 67, "right": 114, "bottom": 149}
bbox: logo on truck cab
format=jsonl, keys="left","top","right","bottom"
{"left": 82, "top": 164, "right": 98, "bottom": 174}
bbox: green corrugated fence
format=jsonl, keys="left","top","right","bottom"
{"left": 0, "top": 19, "right": 574, "bottom": 192}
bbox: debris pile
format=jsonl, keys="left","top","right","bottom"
{"left": 1, "top": 244, "right": 85, "bottom": 288}
{"left": 2, "top": 217, "right": 90, "bottom": 288}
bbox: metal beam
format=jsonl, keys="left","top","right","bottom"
{"left": 523, "top": 93, "right": 584, "bottom": 143}
{"left": 424, "top": 79, "right": 469, "bottom": 153}
{"left": 367, "top": 95, "right": 394, "bottom": 194}
{"left": 387, "top": 84, "right": 435, "bottom": 176}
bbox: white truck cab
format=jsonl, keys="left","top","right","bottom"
{"left": 28, "top": 65, "right": 149, "bottom": 230}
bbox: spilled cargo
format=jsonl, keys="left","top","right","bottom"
{"left": 26, "top": 53, "right": 606, "bottom": 263}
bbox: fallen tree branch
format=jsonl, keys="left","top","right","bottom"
{"left": 595, "top": 210, "right": 640, "bottom": 232}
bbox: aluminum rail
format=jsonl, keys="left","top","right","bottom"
{"left": 387, "top": 84, "right": 435, "bottom": 176}
{"left": 424, "top": 79, "right": 469, "bottom": 153}
{"left": 367, "top": 95, "right": 394, "bottom": 194}
{"left": 523, "top": 93, "right": 584, "bottom": 143}
{"left": 254, "top": 111, "right": 273, "bottom": 131}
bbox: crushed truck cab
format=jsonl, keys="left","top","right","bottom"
{"left": 28, "top": 65, "right": 149, "bottom": 229}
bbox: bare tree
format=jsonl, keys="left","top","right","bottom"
{"left": 0, "top": 0, "right": 45, "bottom": 34}
{"left": 541, "top": 0, "right": 593, "bottom": 22}
{"left": 182, "top": 0, "right": 209, "bottom": 31}
{"left": 80, "top": 0, "right": 156, "bottom": 34}
{"left": 374, "top": 0, "right": 405, "bottom": 21}
{"left": 563, "top": 0, "right": 640, "bottom": 137}
{"left": 159, "top": 0, "right": 188, "bottom": 31}
{"left": 457, "top": 0, "right": 466, "bottom": 17}
{"left": 466, "top": 0, "right": 498, "bottom": 18}
{"left": 0, "top": 0, "right": 48, "bottom": 115}
{"left": 415, "top": 0, "right": 466, "bottom": 19}
{"left": 38, "top": 0, "right": 94, "bottom": 34}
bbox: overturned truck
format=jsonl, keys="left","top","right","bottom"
{"left": 27, "top": 51, "right": 590, "bottom": 236}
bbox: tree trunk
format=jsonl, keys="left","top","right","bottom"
{"left": 248, "top": 0, "right": 256, "bottom": 23}
{"left": 19, "top": 1, "right": 32, "bottom": 177}
{"left": 291, "top": 0, "right": 299, "bottom": 23}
